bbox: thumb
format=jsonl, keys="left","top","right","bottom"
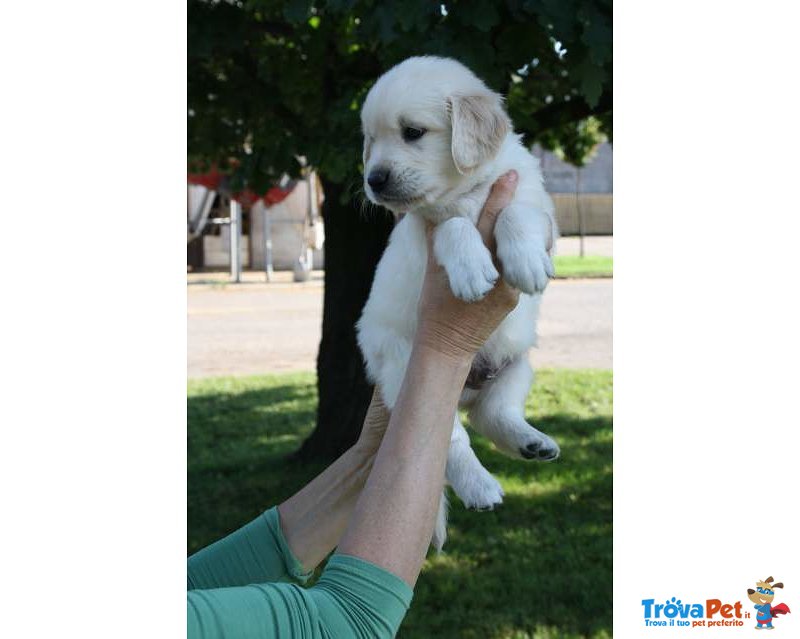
{"left": 476, "top": 170, "right": 518, "bottom": 246}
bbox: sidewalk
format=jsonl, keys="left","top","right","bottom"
{"left": 556, "top": 235, "right": 612, "bottom": 257}
{"left": 188, "top": 234, "right": 612, "bottom": 377}
{"left": 188, "top": 276, "right": 611, "bottom": 377}
{"left": 187, "top": 270, "right": 324, "bottom": 287}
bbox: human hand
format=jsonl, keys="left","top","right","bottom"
{"left": 415, "top": 171, "right": 521, "bottom": 361}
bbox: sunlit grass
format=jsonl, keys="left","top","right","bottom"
{"left": 188, "top": 369, "right": 612, "bottom": 638}
{"left": 553, "top": 255, "right": 612, "bottom": 278}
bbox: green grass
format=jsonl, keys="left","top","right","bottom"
{"left": 188, "top": 369, "right": 612, "bottom": 639}
{"left": 553, "top": 255, "right": 613, "bottom": 279}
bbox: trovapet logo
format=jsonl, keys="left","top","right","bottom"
{"left": 641, "top": 597, "right": 747, "bottom": 628}
{"left": 641, "top": 575, "right": 791, "bottom": 630}
{"left": 746, "top": 576, "right": 791, "bottom": 630}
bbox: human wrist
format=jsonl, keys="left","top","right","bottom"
{"left": 414, "top": 320, "right": 483, "bottom": 365}
{"left": 411, "top": 331, "right": 476, "bottom": 375}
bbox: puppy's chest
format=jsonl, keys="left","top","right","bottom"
{"left": 419, "top": 183, "right": 493, "bottom": 225}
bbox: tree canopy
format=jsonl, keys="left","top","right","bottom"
{"left": 188, "top": 0, "right": 612, "bottom": 192}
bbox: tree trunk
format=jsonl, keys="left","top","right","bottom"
{"left": 293, "top": 179, "right": 393, "bottom": 462}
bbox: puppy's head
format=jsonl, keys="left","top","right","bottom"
{"left": 361, "top": 56, "right": 510, "bottom": 212}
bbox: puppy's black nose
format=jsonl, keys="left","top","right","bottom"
{"left": 367, "top": 168, "right": 390, "bottom": 193}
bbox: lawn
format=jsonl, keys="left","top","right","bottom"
{"left": 188, "top": 369, "right": 612, "bottom": 639}
{"left": 553, "top": 255, "right": 613, "bottom": 279}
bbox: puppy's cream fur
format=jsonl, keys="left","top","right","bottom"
{"left": 357, "top": 57, "right": 559, "bottom": 549}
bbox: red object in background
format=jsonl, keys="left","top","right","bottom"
{"left": 188, "top": 167, "right": 295, "bottom": 208}
{"left": 263, "top": 186, "right": 293, "bottom": 206}
{"left": 187, "top": 167, "right": 223, "bottom": 191}
{"left": 232, "top": 185, "right": 294, "bottom": 207}
{"left": 230, "top": 188, "right": 259, "bottom": 208}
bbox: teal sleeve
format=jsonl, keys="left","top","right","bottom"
{"left": 187, "top": 554, "right": 413, "bottom": 638}
{"left": 188, "top": 507, "right": 312, "bottom": 590}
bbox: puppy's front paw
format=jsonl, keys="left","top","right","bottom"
{"left": 498, "top": 241, "right": 554, "bottom": 295}
{"left": 446, "top": 252, "right": 499, "bottom": 302}
{"left": 433, "top": 217, "right": 499, "bottom": 302}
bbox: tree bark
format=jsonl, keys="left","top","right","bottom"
{"left": 293, "top": 179, "right": 394, "bottom": 463}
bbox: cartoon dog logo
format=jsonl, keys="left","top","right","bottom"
{"left": 747, "top": 576, "right": 791, "bottom": 630}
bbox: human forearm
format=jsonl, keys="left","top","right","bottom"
{"left": 337, "top": 342, "right": 472, "bottom": 586}
{"left": 278, "top": 444, "right": 375, "bottom": 573}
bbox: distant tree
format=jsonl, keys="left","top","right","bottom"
{"left": 188, "top": 0, "right": 612, "bottom": 462}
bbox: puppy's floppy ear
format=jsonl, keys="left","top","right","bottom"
{"left": 448, "top": 92, "right": 510, "bottom": 174}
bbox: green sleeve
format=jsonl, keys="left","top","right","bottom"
{"left": 187, "top": 554, "right": 413, "bottom": 639}
{"left": 187, "top": 507, "right": 312, "bottom": 590}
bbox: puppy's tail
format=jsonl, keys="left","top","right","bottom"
{"left": 430, "top": 489, "right": 449, "bottom": 553}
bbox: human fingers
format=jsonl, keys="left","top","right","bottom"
{"left": 476, "top": 170, "right": 518, "bottom": 249}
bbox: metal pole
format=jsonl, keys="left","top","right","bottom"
{"left": 308, "top": 170, "right": 318, "bottom": 224}
{"left": 229, "top": 198, "right": 242, "bottom": 283}
{"left": 293, "top": 172, "right": 313, "bottom": 282}
{"left": 576, "top": 168, "right": 585, "bottom": 258}
{"left": 263, "top": 203, "right": 273, "bottom": 282}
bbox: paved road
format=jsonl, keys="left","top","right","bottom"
{"left": 188, "top": 272, "right": 611, "bottom": 378}
{"left": 533, "top": 278, "right": 612, "bottom": 369}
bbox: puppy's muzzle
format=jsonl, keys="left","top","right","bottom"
{"left": 367, "top": 167, "right": 390, "bottom": 194}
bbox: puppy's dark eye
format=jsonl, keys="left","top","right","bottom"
{"left": 402, "top": 126, "right": 426, "bottom": 142}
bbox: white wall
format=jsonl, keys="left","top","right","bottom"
{"left": 249, "top": 179, "right": 324, "bottom": 271}
{"left": 534, "top": 142, "right": 613, "bottom": 235}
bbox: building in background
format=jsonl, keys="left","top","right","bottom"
{"left": 187, "top": 143, "right": 611, "bottom": 273}
{"left": 187, "top": 174, "right": 324, "bottom": 273}
{"left": 534, "top": 141, "right": 613, "bottom": 236}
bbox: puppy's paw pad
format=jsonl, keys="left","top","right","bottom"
{"left": 499, "top": 244, "right": 553, "bottom": 295}
{"left": 518, "top": 433, "right": 560, "bottom": 462}
{"left": 519, "top": 443, "right": 560, "bottom": 461}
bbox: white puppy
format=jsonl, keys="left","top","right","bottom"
{"left": 357, "top": 56, "right": 560, "bottom": 550}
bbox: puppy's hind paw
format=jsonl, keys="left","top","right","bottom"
{"left": 452, "top": 468, "right": 505, "bottom": 511}
{"left": 518, "top": 432, "right": 560, "bottom": 461}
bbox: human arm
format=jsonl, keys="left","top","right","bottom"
{"left": 336, "top": 171, "right": 520, "bottom": 586}
{"left": 276, "top": 390, "right": 390, "bottom": 572}
{"left": 187, "top": 368, "right": 413, "bottom": 639}
{"left": 187, "top": 391, "right": 390, "bottom": 590}
{"left": 186, "top": 172, "right": 518, "bottom": 636}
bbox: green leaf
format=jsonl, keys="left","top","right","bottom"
{"left": 395, "top": 0, "right": 434, "bottom": 32}
{"left": 375, "top": 7, "right": 397, "bottom": 44}
{"left": 575, "top": 57, "right": 605, "bottom": 107}
{"left": 326, "top": 0, "right": 357, "bottom": 12}
{"left": 188, "top": 0, "right": 612, "bottom": 181}
{"left": 459, "top": 2, "right": 500, "bottom": 32}
{"left": 283, "top": 0, "right": 312, "bottom": 24}
{"left": 579, "top": 5, "right": 612, "bottom": 65}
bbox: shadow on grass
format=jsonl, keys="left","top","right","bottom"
{"left": 188, "top": 375, "right": 324, "bottom": 552}
{"left": 188, "top": 371, "right": 611, "bottom": 639}
{"left": 404, "top": 412, "right": 612, "bottom": 639}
